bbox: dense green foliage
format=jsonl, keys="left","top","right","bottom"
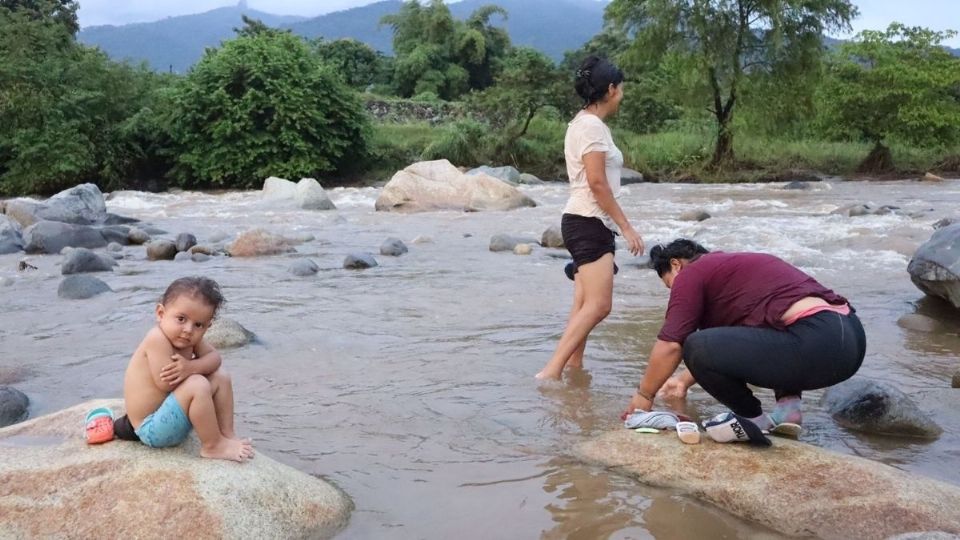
{"left": 2, "top": 0, "right": 960, "bottom": 195}
{"left": 314, "top": 37, "right": 391, "bottom": 89}
{"left": 0, "top": 2, "right": 167, "bottom": 194}
{"left": 606, "top": 0, "right": 858, "bottom": 167}
{"left": 816, "top": 24, "right": 960, "bottom": 170}
{"left": 380, "top": 0, "right": 510, "bottom": 99}
{"left": 164, "top": 21, "right": 371, "bottom": 188}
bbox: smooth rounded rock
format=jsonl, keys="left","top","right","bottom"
{"left": 127, "top": 227, "right": 150, "bottom": 245}
{"left": 513, "top": 244, "right": 532, "bottom": 255}
{"left": 106, "top": 242, "right": 122, "bottom": 252}
{"left": 821, "top": 377, "right": 942, "bottom": 439}
{"left": 174, "top": 252, "right": 192, "bottom": 262}
{"left": 61, "top": 247, "right": 116, "bottom": 275}
{"left": 228, "top": 230, "right": 295, "bottom": 258}
{"left": 908, "top": 224, "right": 960, "bottom": 310}
{"left": 289, "top": 259, "right": 320, "bottom": 276}
{"left": 541, "top": 225, "right": 564, "bottom": 248}
{"left": 98, "top": 225, "right": 130, "bottom": 245}
{"left": 343, "top": 253, "right": 378, "bottom": 270}
{"left": 380, "top": 238, "right": 408, "bottom": 257}
{"left": 57, "top": 275, "right": 112, "bottom": 300}
{"left": 204, "top": 318, "right": 254, "bottom": 349}
{"left": 376, "top": 160, "right": 536, "bottom": 213}
{"left": 679, "top": 210, "right": 711, "bottom": 222}
{"left": 146, "top": 240, "right": 178, "bottom": 261}
{"left": 0, "top": 386, "right": 29, "bottom": 428}
{"left": 191, "top": 253, "right": 211, "bottom": 263}
{"left": 783, "top": 181, "right": 812, "bottom": 190}
{"left": 207, "top": 231, "right": 229, "bottom": 243}
{"left": 576, "top": 429, "right": 960, "bottom": 540}
{"left": 412, "top": 235, "right": 433, "bottom": 244}
{"left": 22, "top": 221, "right": 107, "bottom": 254}
{"left": 490, "top": 234, "right": 537, "bottom": 252}
{"left": 175, "top": 233, "right": 197, "bottom": 253}
{"left": 0, "top": 215, "right": 23, "bottom": 255}
{"left": 295, "top": 178, "right": 336, "bottom": 210}
{"left": 0, "top": 399, "right": 352, "bottom": 539}
{"left": 189, "top": 245, "right": 216, "bottom": 256}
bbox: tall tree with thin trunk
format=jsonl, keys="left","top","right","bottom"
{"left": 606, "top": 0, "right": 857, "bottom": 168}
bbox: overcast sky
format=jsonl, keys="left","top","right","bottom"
{"left": 76, "top": 0, "right": 960, "bottom": 46}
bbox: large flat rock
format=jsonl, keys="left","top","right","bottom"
{"left": 576, "top": 430, "right": 960, "bottom": 539}
{"left": 0, "top": 399, "right": 352, "bottom": 539}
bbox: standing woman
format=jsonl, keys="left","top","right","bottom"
{"left": 536, "top": 56, "right": 644, "bottom": 380}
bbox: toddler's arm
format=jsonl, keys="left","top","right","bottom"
{"left": 160, "top": 339, "right": 222, "bottom": 387}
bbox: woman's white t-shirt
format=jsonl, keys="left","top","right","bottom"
{"left": 562, "top": 112, "right": 623, "bottom": 229}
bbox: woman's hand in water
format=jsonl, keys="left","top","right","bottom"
{"left": 622, "top": 225, "right": 644, "bottom": 256}
{"left": 658, "top": 376, "right": 689, "bottom": 400}
{"left": 161, "top": 353, "right": 190, "bottom": 388}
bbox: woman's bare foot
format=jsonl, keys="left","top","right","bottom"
{"left": 201, "top": 437, "right": 254, "bottom": 462}
{"left": 535, "top": 369, "right": 561, "bottom": 380}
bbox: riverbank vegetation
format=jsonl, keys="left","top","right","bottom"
{"left": 2, "top": 0, "right": 959, "bottom": 195}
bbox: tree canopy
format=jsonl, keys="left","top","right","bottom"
{"left": 607, "top": 0, "right": 858, "bottom": 167}
{"left": 163, "top": 20, "right": 371, "bottom": 188}
{"left": 816, "top": 24, "right": 960, "bottom": 171}
{"left": 380, "top": 0, "right": 510, "bottom": 99}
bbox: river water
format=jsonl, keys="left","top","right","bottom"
{"left": 2, "top": 179, "right": 959, "bottom": 539}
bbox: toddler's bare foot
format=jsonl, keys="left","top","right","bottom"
{"left": 201, "top": 437, "right": 254, "bottom": 462}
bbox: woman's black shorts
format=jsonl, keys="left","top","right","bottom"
{"left": 561, "top": 213, "right": 616, "bottom": 275}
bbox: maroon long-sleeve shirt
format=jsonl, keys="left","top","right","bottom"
{"left": 657, "top": 252, "right": 849, "bottom": 344}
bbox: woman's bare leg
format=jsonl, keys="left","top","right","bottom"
{"left": 537, "top": 254, "right": 615, "bottom": 380}
{"left": 565, "top": 275, "right": 588, "bottom": 369}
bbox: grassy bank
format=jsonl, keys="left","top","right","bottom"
{"left": 362, "top": 117, "right": 960, "bottom": 184}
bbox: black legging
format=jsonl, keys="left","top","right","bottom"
{"left": 682, "top": 311, "right": 866, "bottom": 417}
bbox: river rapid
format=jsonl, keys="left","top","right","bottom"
{"left": 2, "top": 178, "right": 959, "bottom": 539}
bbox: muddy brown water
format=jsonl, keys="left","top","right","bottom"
{"left": 2, "top": 179, "right": 959, "bottom": 539}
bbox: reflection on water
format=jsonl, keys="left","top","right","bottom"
{"left": 1, "top": 179, "right": 959, "bottom": 538}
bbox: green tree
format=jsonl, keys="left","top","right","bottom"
{"left": 314, "top": 38, "right": 388, "bottom": 89}
{"left": 607, "top": 0, "right": 857, "bottom": 167}
{"left": 0, "top": 4, "right": 168, "bottom": 194}
{"left": 381, "top": 0, "right": 511, "bottom": 99}
{"left": 816, "top": 24, "right": 960, "bottom": 172}
{"left": 469, "top": 47, "right": 565, "bottom": 144}
{"left": 0, "top": 0, "right": 78, "bottom": 36}
{"left": 163, "top": 21, "right": 371, "bottom": 188}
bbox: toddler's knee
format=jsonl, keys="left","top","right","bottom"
{"left": 183, "top": 373, "right": 212, "bottom": 395}
{"left": 210, "top": 367, "right": 231, "bottom": 384}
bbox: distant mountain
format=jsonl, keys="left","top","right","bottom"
{"left": 286, "top": 0, "right": 607, "bottom": 60}
{"left": 78, "top": 6, "right": 306, "bottom": 73}
{"left": 79, "top": 0, "right": 606, "bottom": 72}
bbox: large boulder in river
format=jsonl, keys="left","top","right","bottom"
{"left": 22, "top": 221, "right": 107, "bottom": 254}
{"left": 0, "top": 215, "right": 23, "bottom": 254}
{"left": 61, "top": 247, "right": 116, "bottom": 275}
{"left": 375, "top": 160, "right": 536, "bottom": 213}
{"left": 466, "top": 165, "right": 521, "bottom": 184}
{"left": 3, "top": 184, "right": 109, "bottom": 228}
{"left": 263, "top": 177, "right": 336, "bottom": 210}
{"left": 0, "top": 386, "right": 29, "bottom": 428}
{"left": 57, "top": 275, "right": 112, "bottom": 300}
{"left": 820, "top": 378, "right": 942, "bottom": 439}
{"left": 204, "top": 318, "right": 254, "bottom": 349}
{"left": 228, "top": 229, "right": 295, "bottom": 257}
{"left": 577, "top": 429, "right": 960, "bottom": 539}
{"left": 295, "top": 178, "right": 336, "bottom": 210}
{"left": 908, "top": 223, "right": 960, "bottom": 309}
{"left": 0, "top": 399, "right": 352, "bottom": 539}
